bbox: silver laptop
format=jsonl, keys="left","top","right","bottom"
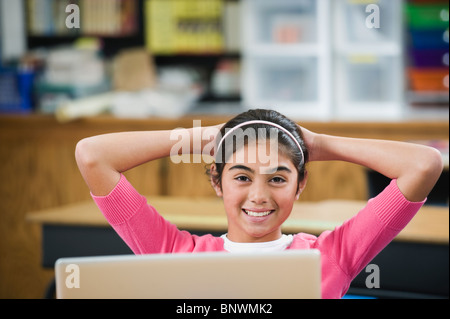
{"left": 55, "top": 250, "right": 321, "bottom": 299}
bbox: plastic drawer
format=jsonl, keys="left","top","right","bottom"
{"left": 251, "top": 0, "right": 317, "bottom": 45}
{"left": 343, "top": 0, "right": 399, "bottom": 43}
{"left": 339, "top": 55, "right": 398, "bottom": 103}
{"left": 251, "top": 57, "right": 318, "bottom": 103}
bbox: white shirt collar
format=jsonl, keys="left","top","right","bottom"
{"left": 221, "top": 234, "right": 294, "bottom": 253}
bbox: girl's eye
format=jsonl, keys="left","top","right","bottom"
{"left": 270, "top": 177, "right": 286, "bottom": 183}
{"left": 235, "top": 175, "right": 250, "bottom": 182}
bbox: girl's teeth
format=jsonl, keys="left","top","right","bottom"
{"left": 245, "top": 210, "right": 272, "bottom": 217}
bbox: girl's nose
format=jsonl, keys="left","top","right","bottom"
{"left": 248, "top": 181, "right": 269, "bottom": 204}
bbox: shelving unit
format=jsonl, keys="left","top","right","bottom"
{"left": 240, "top": 0, "right": 406, "bottom": 120}
{"left": 241, "top": 0, "right": 448, "bottom": 121}
{"left": 241, "top": 0, "right": 332, "bottom": 120}
{"left": 2, "top": 0, "right": 448, "bottom": 119}
{"left": 24, "top": 0, "right": 244, "bottom": 104}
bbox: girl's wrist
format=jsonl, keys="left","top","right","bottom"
{"left": 307, "top": 133, "right": 323, "bottom": 162}
{"left": 311, "top": 133, "right": 341, "bottom": 162}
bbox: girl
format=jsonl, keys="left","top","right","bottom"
{"left": 75, "top": 109, "right": 443, "bottom": 298}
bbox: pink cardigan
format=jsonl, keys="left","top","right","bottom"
{"left": 92, "top": 174, "right": 425, "bottom": 299}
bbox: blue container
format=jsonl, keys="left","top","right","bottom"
{"left": 410, "top": 29, "right": 449, "bottom": 50}
{"left": 0, "top": 67, "right": 34, "bottom": 113}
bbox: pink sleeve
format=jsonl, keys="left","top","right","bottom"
{"left": 315, "top": 179, "right": 425, "bottom": 282}
{"left": 91, "top": 174, "right": 197, "bottom": 254}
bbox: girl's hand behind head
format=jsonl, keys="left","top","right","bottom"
{"left": 297, "top": 125, "right": 320, "bottom": 162}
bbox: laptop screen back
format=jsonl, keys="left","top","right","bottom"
{"left": 55, "top": 250, "right": 321, "bottom": 299}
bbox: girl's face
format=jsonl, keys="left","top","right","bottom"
{"left": 212, "top": 139, "right": 307, "bottom": 243}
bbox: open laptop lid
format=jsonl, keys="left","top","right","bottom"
{"left": 55, "top": 250, "right": 321, "bottom": 299}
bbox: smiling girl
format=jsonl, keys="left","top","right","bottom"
{"left": 75, "top": 109, "right": 443, "bottom": 298}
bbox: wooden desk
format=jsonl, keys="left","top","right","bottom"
{"left": 27, "top": 196, "right": 449, "bottom": 245}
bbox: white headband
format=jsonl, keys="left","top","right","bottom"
{"left": 216, "top": 120, "right": 305, "bottom": 166}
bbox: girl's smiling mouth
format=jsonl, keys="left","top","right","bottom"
{"left": 242, "top": 209, "right": 275, "bottom": 217}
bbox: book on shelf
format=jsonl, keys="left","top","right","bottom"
{"left": 146, "top": 0, "right": 232, "bottom": 55}
{"left": 26, "top": 0, "right": 137, "bottom": 37}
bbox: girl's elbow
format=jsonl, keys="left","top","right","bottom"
{"left": 399, "top": 147, "right": 444, "bottom": 202}
{"left": 75, "top": 137, "right": 99, "bottom": 171}
{"left": 421, "top": 147, "right": 444, "bottom": 182}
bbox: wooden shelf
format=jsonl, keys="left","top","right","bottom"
{"left": 1, "top": 113, "right": 448, "bottom": 139}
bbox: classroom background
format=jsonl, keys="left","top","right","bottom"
{"left": 0, "top": 0, "right": 448, "bottom": 299}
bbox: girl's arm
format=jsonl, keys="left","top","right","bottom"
{"left": 75, "top": 125, "right": 221, "bottom": 196}
{"left": 300, "top": 127, "right": 444, "bottom": 202}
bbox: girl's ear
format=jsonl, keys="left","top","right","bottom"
{"left": 209, "top": 164, "right": 223, "bottom": 197}
{"left": 295, "top": 170, "right": 308, "bottom": 200}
